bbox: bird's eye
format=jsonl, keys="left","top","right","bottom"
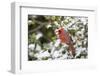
{"left": 58, "top": 30, "right": 61, "bottom": 34}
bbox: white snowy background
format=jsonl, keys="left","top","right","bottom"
{"left": 28, "top": 16, "right": 88, "bottom": 60}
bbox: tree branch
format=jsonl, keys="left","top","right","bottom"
{"left": 28, "top": 21, "right": 48, "bottom": 34}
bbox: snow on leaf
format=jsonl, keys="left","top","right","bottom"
{"left": 28, "top": 44, "right": 35, "bottom": 51}
{"left": 36, "top": 32, "right": 43, "bottom": 40}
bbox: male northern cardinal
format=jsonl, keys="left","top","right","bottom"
{"left": 55, "top": 27, "right": 75, "bottom": 57}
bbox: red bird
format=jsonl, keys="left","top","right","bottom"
{"left": 55, "top": 27, "right": 75, "bottom": 57}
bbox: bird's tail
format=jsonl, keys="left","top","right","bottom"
{"left": 69, "top": 43, "right": 75, "bottom": 57}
